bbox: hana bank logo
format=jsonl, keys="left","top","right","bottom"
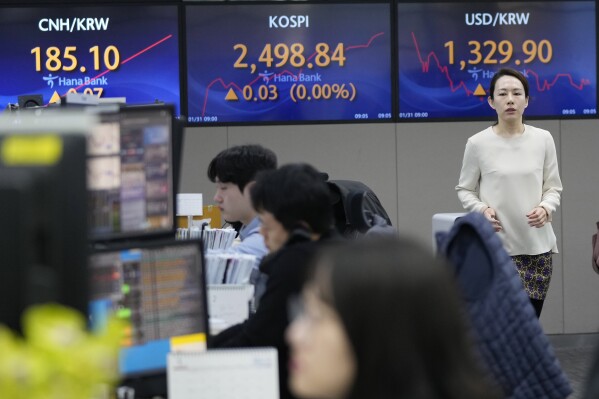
{"left": 43, "top": 74, "right": 60, "bottom": 88}
{"left": 42, "top": 73, "right": 108, "bottom": 88}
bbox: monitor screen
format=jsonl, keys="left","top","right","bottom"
{"left": 88, "top": 239, "right": 208, "bottom": 378}
{"left": 0, "top": 114, "right": 91, "bottom": 333}
{"left": 87, "top": 105, "right": 175, "bottom": 241}
{"left": 0, "top": 4, "right": 182, "bottom": 116}
{"left": 397, "top": 1, "right": 597, "bottom": 120}
{"left": 185, "top": 2, "right": 393, "bottom": 125}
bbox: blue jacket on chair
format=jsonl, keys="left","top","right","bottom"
{"left": 437, "top": 212, "right": 572, "bottom": 399}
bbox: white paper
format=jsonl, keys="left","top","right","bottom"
{"left": 177, "top": 193, "right": 203, "bottom": 216}
{"left": 168, "top": 348, "right": 279, "bottom": 399}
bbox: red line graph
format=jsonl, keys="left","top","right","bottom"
{"left": 65, "top": 34, "right": 174, "bottom": 95}
{"left": 410, "top": 32, "right": 590, "bottom": 96}
{"left": 200, "top": 32, "right": 385, "bottom": 117}
{"left": 525, "top": 69, "right": 590, "bottom": 92}
{"left": 411, "top": 32, "right": 473, "bottom": 96}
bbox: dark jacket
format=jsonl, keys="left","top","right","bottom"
{"left": 437, "top": 212, "right": 572, "bottom": 399}
{"left": 210, "top": 229, "right": 335, "bottom": 399}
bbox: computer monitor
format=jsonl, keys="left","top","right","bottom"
{"left": 0, "top": 112, "right": 92, "bottom": 333}
{"left": 397, "top": 0, "right": 597, "bottom": 120}
{"left": 88, "top": 238, "right": 209, "bottom": 388}
{"left": 0, "top": 4, "right": 182, "bottom": 116}
{"left": 87, "top": 105, "right": 176, "bottom": 242}
{"left": 185, "top": 1, "right": 393, "bottom": 125}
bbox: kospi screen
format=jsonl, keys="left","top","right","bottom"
{"left": 0, "top": 5, "right": 181, "bottom": 116}
{"left": 397, "top": 1, "right": 597, "bottom": 120}
{"left": 185, "top": 2, "right": 393, "bottom": 124}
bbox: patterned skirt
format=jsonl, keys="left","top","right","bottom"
{"left": 511, "top": 252, "right": 553, "bottom": 300}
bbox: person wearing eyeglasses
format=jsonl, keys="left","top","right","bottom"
{"left": 286, "top": 237, "right": 499, "bottom": 399}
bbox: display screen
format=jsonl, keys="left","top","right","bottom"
{"left": 87, "top": 106, "right": 175, "bottom": 241}
{"left": 0, "top": 5, "right": 181, "bottom": 115}
{"left": 0, "top": 127, "right": 89, "bottom": 333}
{"left": 185, "top": 2, "right": 393, "bottom": 124}
{"left": 89, "top": 239, "right": 208, "bottom": 377}
{"left": 397, "top": 1, "right": 597, "bottom": 120}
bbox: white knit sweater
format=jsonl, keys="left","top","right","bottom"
{"left": 456, "top": 125, "right": 563, "bottom": 255}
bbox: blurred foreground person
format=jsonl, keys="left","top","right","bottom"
{"left": 286, "top": 237, "right": 499, "bottom": 399}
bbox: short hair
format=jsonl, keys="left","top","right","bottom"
{"left": 308, "top": 237, "right": 498, "bottom": 399}
{"left": 489, "top": 68, "right": 530, "bottom": 99}
{"left": 207, "top": 144, "right": 277, "bottom": 191}
{"left": 251, "top": 163, "right": 333, "bottom": 234}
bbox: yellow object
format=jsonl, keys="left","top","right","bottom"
{"left": 177, "top": 205, "right": 222, "bottom": 228}
{"left": 1, "top": 135, "right": 62, "bottom": 166}
{"left": 473, "top": 84, "right": 487, "bottom": 96}
{"left": 171, "top": 333, "right": 207, "bottom": 352}
{"left": 49, "top": 91, "right": 62, "bottom": 104}
{"left": 225, "top": 88, "right": 239, "bottom": 101}
{"left": 0, "top": 303, "right": 122, "bottom": 399}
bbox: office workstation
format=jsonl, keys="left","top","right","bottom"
{"left": 1, "top": 0, "right": 598, "bottom": 398}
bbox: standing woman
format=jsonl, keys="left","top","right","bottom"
{"left": 456, "top": 68, "right": 563, "bottom": 317}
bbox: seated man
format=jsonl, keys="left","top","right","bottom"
{"left": 210, "top": 163, "right": 336, "bottom": 399}
{"left": 207, "top": 145, "right": 277, "bottom": 294}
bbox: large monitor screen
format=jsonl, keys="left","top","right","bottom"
{"left": 0, "top": 113, "right": 91, "bottom": 333}
{"left": 185, "top": 2, "right": 393, "bottom": 124}
{"left": 87, "top": 105, "right": 175, "bottom": 241}
{"left": 397, "top": 1, "right": 597, "bottom": 120}
{"left": 89, "top": 239, "right": 208, "bottom": 378}
{"left": 0, "top": 5, "right": 181, "bottom": 116}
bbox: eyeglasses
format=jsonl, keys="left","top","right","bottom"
{"left": 287, "top": 294, "right": 329, "bottom": 326}
{"left": 287, "top": 294, "right": 304, "bottom": 322}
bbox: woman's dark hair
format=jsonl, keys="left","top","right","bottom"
{"left": 207, "top": 144, "right": 277, "bottom": 191}
{"left": 488, "top": 67, "right": 529, "bottom": 99}
{"left": 308, "top": 236, "right": 499, "bottom": 399}
{"left": 250, "top": 163, "right": 333, "bottom": 234}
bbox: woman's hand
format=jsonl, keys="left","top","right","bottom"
{"left": 527, "top": 206, "right": 548, "bottom": 228}
{"left": 483, "top": 207, "right": 502, "bottom": 232}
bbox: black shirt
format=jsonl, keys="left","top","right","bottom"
{"left": 210, "top": 229, "right": 336, "bottom": 399}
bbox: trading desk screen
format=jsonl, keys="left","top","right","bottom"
{"left": 185, "top": 2, "right": 393, "bottom": 124}
{"left": 0, "top": 5, "right": 181, "bottom": 115}
{"left": 89, "top": 240, "right": 208, "bottom": 376}
{"left": 397, "top": 1, "right": 597, "bottom": 120}
{"left": 87, "top": 106, "right": 174, "bottom": 241}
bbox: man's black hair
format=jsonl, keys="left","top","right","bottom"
{"left": 207, "top": 144, "right": 277, "bottom": 191}
{"left": 251, "top": 163, "right": 333, "bottom": 234}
